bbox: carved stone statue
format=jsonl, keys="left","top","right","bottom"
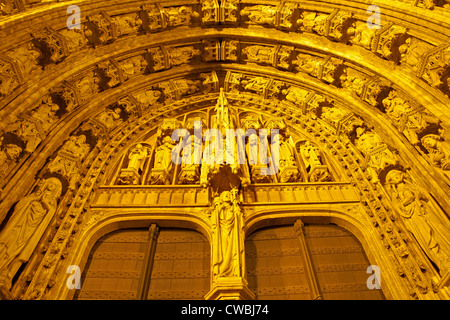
{"left": 398, "top": 38, "right": 430, "bottom": 73}
{"left": 298, "top": 11, "right": 328, "bottom": 35}
{"left": 113, "top": 14, "right": 142, "bottom": 36}
{"left": 30, "top": 96, "right": 60, "bottom": 132}
{"left": 118, "top": 144, "right": 149, "bottom": 185}
{"left": 0, "top": 177, "right": 62, "bottom": 290}
{"left": 168, "top": 46, "right": 201, "bottom": 66}
{"left": 119, "top": 56, "right": 148, "bottom": 79}
{"left": 382, "top": 91, "right": 433, "bottom": 146}
{"left": 60, "top": 135, "right": 90, "bottom": 159}
{"left": 356, "top": 127, "right": 398, "bottom": 184}
{"left": 321, "top": 106, "right": 347, "bottom": 126}
{"left": 149, "top": 136, "right": 175, "bottom": 185}
{"left": 133, "top": 90, "right": 161, "bottom": 106}
{"left": 293, "top": 54, "right": 322, "bottom": 75}
{"left": 0, "top": 143, "right": 22, "bottom": 179}
{"left": 385, "top": 170, "right": 450, "bottom": 275}
{"left": 75, "top": 73, "right": 100, "bottom": 102}
{"left": 240, "top": 5, "right": 277, "bottom": 25}
{"left": 347, "top": 21, "right": 376, "bottom": 50}
{"left": 421, "top": 134, "right": 450, "bottom": 170}
{"left": 242, "top": 45, "right": 274, "bottom": 65}
{"left": 241, "top": 76, "right": 269, "bottom": 94}
{"left": 300, "top": 141, "right": 332, "bottom": 182}
{"left": 127, "top": 144, "right": 148, "bottom": 172}
{"left": 179, "top": 136, "right": 202, "bottom": 184}
{"left": 283, "top": 87, "right": 310, "bottom": 105}
{"left": 96, "top": 107, "right": 122, "bottom": 130}
{"left": 272, "top": 133, "right": 301, "bottom": 183}
{"left": 8, "top": 119, "right": 43, "bottom": 154}
{"left": 162, "top": 6, "right": 200, "bottom": 26}
{"left": 7, "top": 42, "right": 41, "bottom": 75}
{"left": 211, "top": 189, "right": 243, "bottom": 279}
{"left": 340, "top": 72, "right": 366, "bottom": 96}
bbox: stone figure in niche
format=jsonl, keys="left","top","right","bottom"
{"left": 211, "top": 190, "right": 242, "bottom": 279}
{"left": 120, "top": 56, "right": 148, "bottom": 79}
{"left": 242, "top": 76, "right": 269, "bottom": 94}
{"left": 162, "top": 6, "right": 200, "bottom": 26}
{"left": 9, "top": 119, "right": 42, "bottom": 154}
{"left": 179, "top": 136, "right": 202, "bottom": 184}
{"left": 298, "top": 11, "right": 328, "bottom": 35}
{"left": 113, "top": 14, "right": 142, "bottom": 36}
{"left": 173, "top": 79, "right": 201, "bottom": 97}
{"left": 355, "top": 127, "right": 398, "bottom": 184}
{"left": 134, "top": 90, "right": 161, "bottom": 106}
{"left": 76, "top": 73, "right": 100, "bottom": 101}
{"left": 421, "top": 134, "right": 450, "bottom": 170}
{"left": 60, "top": 29, "right": 86, "bottom": 53}
{"left": 60, "top": 135, "right": 90, "bottom": 159}
{"left": 321, "top": 106, "right": 347, "bottom": 125}
{"left": 300, "top": 141, "right": 332, "bottom": 182}
{"left": 272, "top": 133, "right": 301, "bottom": 183}
{"left": 385, "top": 170, "right": 450, "bottom": 275}
{"left": 242, "top": 45, "right": 274, "bottom": 64}
{"left": 382, "top": 92, "right": 432, "bottom": 146}
{"left": 340, "top": 72, "right": 366, "bottom": 96}
{"left": 240, "top": 5, "right": 277, "bottom": 25}
{"left": 294, "top": 54, "right": 321, "bottom": 74}
{"left": 96, "top": 107, "right": 122, "bottom": 130}
{"left": 8, "top": 42, "right": 42, "bottom": 75}
{"left": 0, "top": 177, "right": 62, "bottom": 290}
{"left": 118, "top": 144, "right": 149, "bottom": 185}
{"left": 30, "top": 97, "right": 60, "bottom": 132}
{"left": 127, "top": 144, "right": 148, "bottom": 172}
{"left": 168, "top": 46, "right": 201, "bottom": 66}
{"left": 347, "top": 21, "right": 376, "bottom": 50}
{"left": 0, "top": 142, "right": 22, "bottom": 179}
{"left": 149, "top": 136, "right": 175, "bottom": 185}
{"left": 283, "top": 87, "right": 310, "bottom": 105}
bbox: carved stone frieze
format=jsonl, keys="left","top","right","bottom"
{"left": 139, "top": 4, "right": 199, "bottom": 33}
{"left": 382, "top": 90, "right": 439, "bottom": 146}
{"left": 201, "top": 0, "right": 239, "bottom": 25}
{"left": 243, "top": 44, "right": 294, "bottom": 70}
{"left": 293, "top": 53, "right": 345, "bottom": 85}
{"left": 30, "top": 27, "right": 70, "bottom": 67}
{"left": 202, "top": 39, "right": 239, "bottom": 62}
{"left": 0, "top": 53, "right": 24, "bottom": 97}
{"left": 354, "top": 127, "right": 399, "bottom": 184}
{"left": 0, "top": 0, "right": 24, "bottom": 16}
{"left": 420, "top": 132, "right": 450, "bottom": 171}
{"left": 298, "top": 9, "right": 353, "bottom": 43}
{"left": 240, "top": 2, "right": 299, "bottom": 30}
{"left": 83, "top": 12, "right": 117, "bottom": 47}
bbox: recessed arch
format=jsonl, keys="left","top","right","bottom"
{"left": 1, "top": 0, "right": 449, "bottom": 301}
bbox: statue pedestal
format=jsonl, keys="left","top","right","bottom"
{"left": 117, "top": 168, "right": 140, "bottom": 185}
{"left": 205, "top": 277, "right": 255, "bottom": 300}
{"left": 309, "top": 164, "right": 330, "bottom": 182}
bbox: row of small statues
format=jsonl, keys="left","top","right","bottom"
{"left": 115, "top": 133, "right": 333, "bottom": 186}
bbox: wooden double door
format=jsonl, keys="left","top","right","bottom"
{"left": 75, "top": 224, "right": 384, "bottom": 300}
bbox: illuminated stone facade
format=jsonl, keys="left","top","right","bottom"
{"left": 0, "top": 0, "right": 449, "bottom": 300}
